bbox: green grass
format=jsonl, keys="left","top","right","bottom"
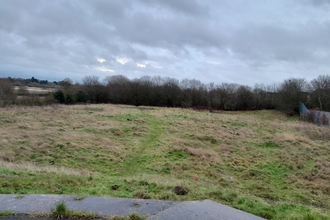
{"left": 0, "top": 104, "right": 329, "bottom": 219}
{"left": 107, "top": 213, "right": 146, "bottom": 220}
{"left": 50, "top": 202, "right": 97, "bottom": 219}
{"left": 119, "top": 113, "right": 164, "bottom": 175}
{"left": 168, "top": 150, "right": 190, "bottom": 161}
{"left": 0, "top": 211, "right": 15, "bottom": 217}
{"left": 259, "top": 141, "right": 284, "bottom": 149}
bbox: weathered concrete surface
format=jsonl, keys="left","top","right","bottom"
{"left": 148, "top": 200, "right": 266, "bottom": 220}
{"left": 0, "top": 194, "right": 265, "bottom": 220}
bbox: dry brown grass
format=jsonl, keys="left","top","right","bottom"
{"left": 274, "top": 133, "right": 297, "bottom": 143}
{"left": 289, "top": 121, "right": 330, "bottom": 141}
{"left": 172, "top": 146, "right": 222, "bottom": 164}
{"left": 0, "top": 104, "right": 139, "bottom": 173}
{"left": 1, "top": 104, "right": 330, "bottom": 218}
{"left": 0, "top": 160, "right": 90, "bottom": 176}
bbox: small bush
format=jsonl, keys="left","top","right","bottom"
{"left": 50, "top": 202, "right": 69, "bottom": 219}
{"left": 50, "top": 202, "right": 97, "bottom": 219}
{"left": 53, "top": 91, "right": 65, "bottom": 104}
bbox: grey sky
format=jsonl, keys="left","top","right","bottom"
{"left": 0, "top": 0, "right": 329, "bottom": 86}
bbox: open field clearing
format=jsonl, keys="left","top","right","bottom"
{"left": 0, "top": 104, "right": 329, "bottom": 219}
{"left": 14, "top": 86, "right": 56, "bottom": 94}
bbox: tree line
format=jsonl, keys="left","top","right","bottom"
{"left": 1, "top": 75, "right": 330, "bottom": 114}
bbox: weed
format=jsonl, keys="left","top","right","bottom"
{"left": 0, "top": 211, "right": 14, "bottom": 217}
{"left": 74, "top": 196, "right": 85, "bottom": 201}
{"left": 28, "top": 212, "right": 49, "bottom": 218}
{"left": 259, "top": 141, "right": 283, "bottom": 149}
{"left": 15, "top": 195, "right": 24, "bottom": 199}
{"left": 231, "top": 121, "right": 247, "bottom": 127}
{"left": 107, "top": 213, "right": 146, "bottom": 220}
{"left": 134, "top": 190, "right": 151, "bottom": 199}
{"left": 50, "top": 202, "right": 69, "bottom": 219}
{"left": 168, "top": 150, "right": 190, "bottom": 161}
{"left": 161, "top": 166, "right": 171, "bottom": 173}
{"left": 197, "top": 135, "right": 217, "bottom": 144}
{"left": 83, "top": 107, "right": 104, "bottom": 112}
{"left": 50, "top": 202, "right": 97, "bottom": 219}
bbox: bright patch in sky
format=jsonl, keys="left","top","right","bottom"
{"left": 145, "top": 61, "right": 163, "bottom": 69}
{"left": 135, "top": 60, "right": 162, "bottom": 69}
{"left": 116, "top": 57, "right": 131, "bottom": 65}
{"left": 152, "top": 65, "right": 163, "bottom": 69}
{"left": 96, "top": 67, "right": 115, "bottom": 72}
{"left": 206, "top": 60, "right": 222, "bottom": 65}
{"left": 137, "top": 63, "right": 146, "bottom": 68}
{"left": 97, "top": 58, "right": 106, "bottom": 63}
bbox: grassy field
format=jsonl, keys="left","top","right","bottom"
{"left": 0, "top": 104, "right": 329, "bottom": 219}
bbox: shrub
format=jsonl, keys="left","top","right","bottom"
{"left": 53, "top": 91, "right": 65, "bottom": 104}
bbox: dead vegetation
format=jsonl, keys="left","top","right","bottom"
{"left": 0, "top": 104, "right": 329, "bottom": 219}
{"left": 0, "top": 160, "right": 89, "bottom": 176}
{"left": 172, "top": 146, "right": 222, "bottom": 164}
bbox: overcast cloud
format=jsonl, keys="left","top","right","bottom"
{"left": 0, "top": 0, "right": 329, "bottom": 86}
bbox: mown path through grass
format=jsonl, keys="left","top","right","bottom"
{"left": 120, "top": 111, "right": 163, "bottom": 175}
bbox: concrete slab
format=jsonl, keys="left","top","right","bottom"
{"left": 0, "top": 194, "right": 265, "bottom": 220}
{"left": 149, "top": 200, "right": 265, "bottom": 220}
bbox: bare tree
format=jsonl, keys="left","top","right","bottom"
{"left": 179, "top": 79, "right": 207, "bottom": 107}
{"left": 82, "top": 76, "right": 107, "bottom": 103}
{"left": 213, "top": 83, "right": 239, "bottom": 110}
{"left": 236, "top": 85, "right": 255, "bottom": 110}
{"left": 253, "top": 83, "right": 274, "bottom": 109}
{"left": 277, "top": 78, "right": 309, "bottom": 114}
{"left": 58, "top": 78, "right": 73, "bottom": 88}
{"left": 0, "top": 78, "right": 15, "bottom": 102}
{"left": 162, "top": 77, "right": 181, "bottom": 107}
{"left": 137, "top": 76, "right": 154, "bottom": 106}
{"left": 104, "top": 75, "right": 131, "bottom": 104}
{"left": 309, "top": 75, "right": 330, "bottom": 111}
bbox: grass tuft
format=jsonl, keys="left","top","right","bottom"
{"left": 50, "top": 202, "right": 97, "bottom": 219}
{"left": 107, "top": 213, "right": 146, "bottom": 220}
{"left": 0, "top": 211, "right": 15, "bottom": 217}
{"left": 50, "top": 202, "right": 69, "bottom": 219}
{"left": 74, "top": 196, "right": 85, "bottom": 201}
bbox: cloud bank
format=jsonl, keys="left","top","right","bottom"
{"left": 0, "top": 0, "right": 329, "bottom": 85}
